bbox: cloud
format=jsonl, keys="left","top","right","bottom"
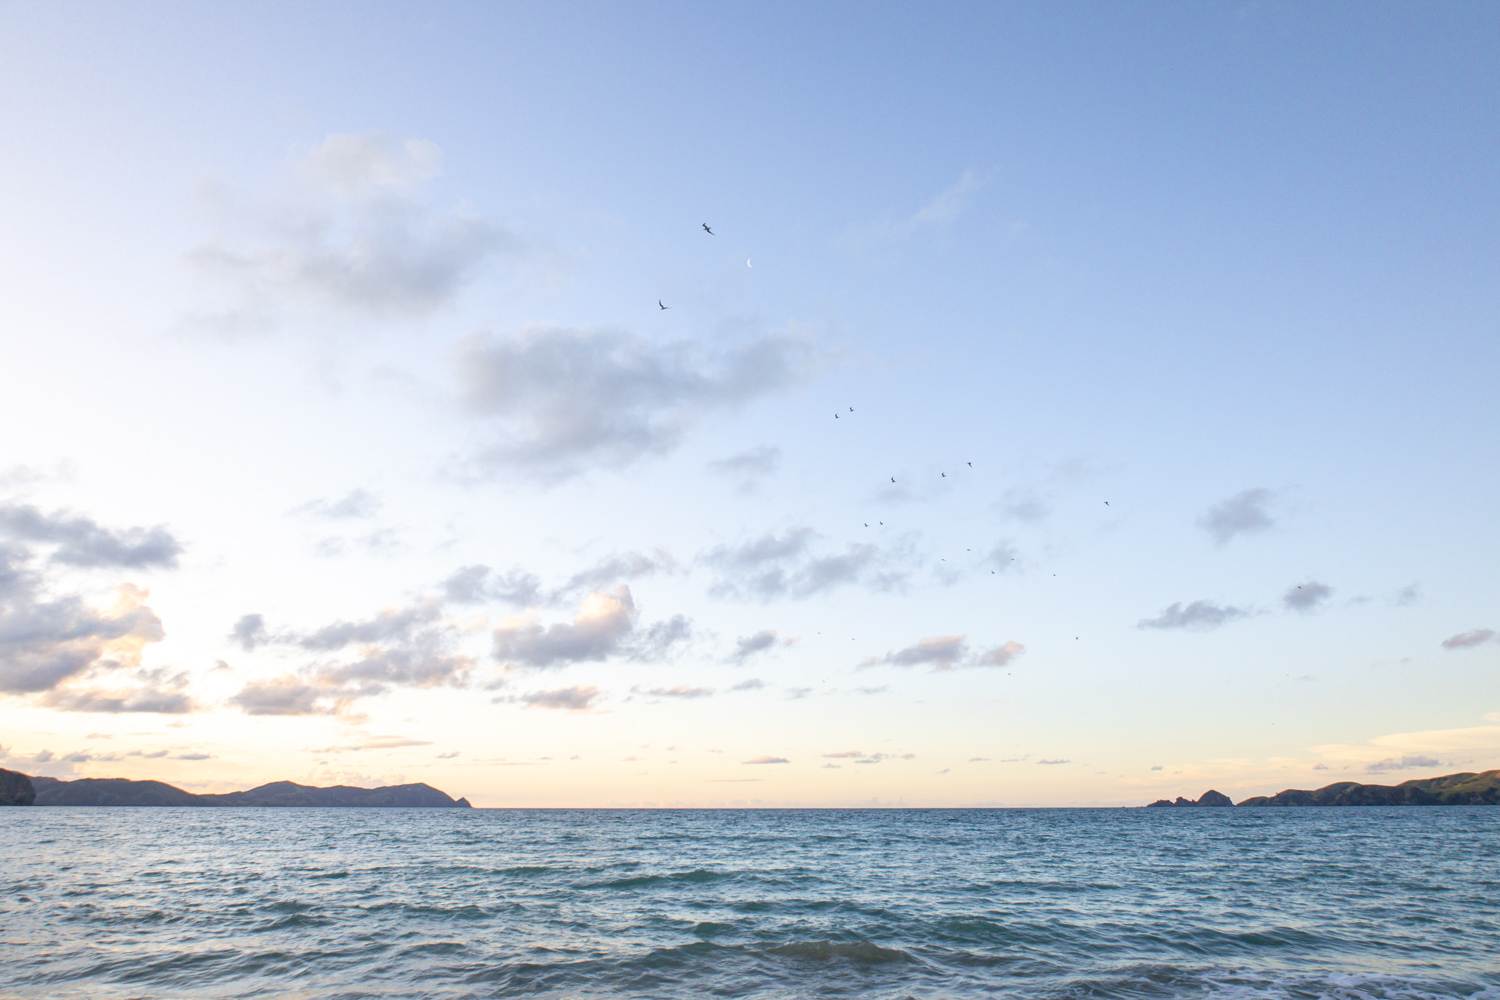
{"left": 1392, "top": 583, "right": 1422, "bottom": 607}
{"left": 869, "top": 635, "right": 968, "bottom": 669}
{"left": 1441, "top": 628, "right": 1496, "bottom": 650}
{"left": 1283, "top": 581, "right": 1334, "bottom": 613}
{"left": 727, "top": 629, "right": 790, "bottom": 665}
{"left": 0, "top": 551, "right": 165, "bottom": 695}
{"left": 0, "top": 503, "right": 181, "bottom": 569}
{"left": 314, "top": 632, "right": 473, "bottom": 691}
{"left": 1036, "top": 759, "right": 1071, "bottom": 766}
{"left": 730, "top": 678, "right": 766, "bottom": 692}
{"left": 707, "top": 446, "right": 781, "bottom": 492}
{"left": 996, "top": 488, "right": 1050, "bottom": 523}
{"left": 299, "top": 602, "right": 441, "bottom": 651}
{"left": 852, "top": 752, "right": 914, "bottom": 765}
{"left": 229, "top": 613, "right": 268, "bottom": 652}
{"left": 312, "top": 735, "right": 433, "bottom": 753}
{"left": 634, "top": 685, "right": 714, "bottom": 700}
{"left": 517, "top": 685, "right": 599, "bottom": 711}
{"left": 293, "top": 489, "right": 381, "bottom": 520}
{"left": 442, "top": 564, "right": 543, "bottom": 607}
{"left": 226, "top": 599, "right": 473, "bottom": 715}
{"left": 743, "top": 755, "right": 789, "bottom": 765}
{"left": 491, "top": 586, "right": 690, "bottom": 669}
{"left": 857, "top": 169, "right": 988, "bottom": 244}
{"left": 553, "top": 550, "right": 676, "bottom": 600}
{"left": 1365, "top": 754, "right": 1442, "bottom": 774}
{"left": 302, "top": 134, "right": 441, "bottom": 195}
{"left": 863, "top": 635, "right": 1026, "bottom": 671}
{"left": 231, "top": 676, "right": 337, "bottom": 716}
{"left": 702, "top": 528, "right": 907, "bottom": 601}
{"left": 1199, "top": 488, "right": 1276, "bottom": 546}
{"left": 975, "top": 641, "right": 1025, "bottom": 667}
{"left": 43, "top": 668, "right": 194, "bottom": 714}
{"left": 189, "top": 134, "right": 510, "bottom": 325}
{"left": 909, "top": 169, "right": 986, "bottom": 227}
{"left": 1137, "top": 600, "right": 1249, "bottom": 631}
{"left": 455, "top": 328, "right": 807, "bottom": 482}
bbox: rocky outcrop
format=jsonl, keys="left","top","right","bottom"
{"left": 0, "top": 768, "right": 36, "bottom": 806}
{"left": 25, "top": 775, "right": 471, "bottom": 807}
{"left": 1146, "top": 789, "right": 1234, "bottom": 807}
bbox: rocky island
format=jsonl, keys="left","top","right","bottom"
{"left": 1148, "top": 769, "right": 1500, "bottom": 807}
{"left": 0, "top": 768, "right": 470, "bottom": 808}
{"left": 1146, "top": 789, "right": 1233, "bottom": 807}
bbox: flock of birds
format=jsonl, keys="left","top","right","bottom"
{"left": 657, "top": 223, "right": 1109, "bottom": 651}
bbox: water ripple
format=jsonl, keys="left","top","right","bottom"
{"left": 2, "top": 807, "right": 1498, "bottom": 997}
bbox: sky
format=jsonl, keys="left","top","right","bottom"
{"left": 1, "top": 2, "right": 1497, "bottom": 807}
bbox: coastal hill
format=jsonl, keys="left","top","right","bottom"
{"left": 1149, "top": 769, "right": 1500, "bottom": 808}
{"left": 1238, "top": 770, "right": 1500, "bottom": 806}
{"left": 0, "top": 769, "right": 470, "bottom": 808}
{"left": 1, "top": 768, "right": 35, "bottom": 806}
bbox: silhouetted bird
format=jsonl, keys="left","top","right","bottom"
{"left": 941, "top": 472, "right": 947, "bottom": 478}
{"left": 849, "top": 406, "right": 854, "bottom": 412}
{"left": 1104, "top": 500, "right": 1110, "bottom": 506}
{"left": 658, "top": 300, "right": 669, "bottom": 310}
{"left": 864, "top": 522, "right": 869, "bottom": 528}
{"left": 967, "top": 461, "right": 973, "bottom": 468}
{"left": 702, "top": 223, "right": 714, "bottom": 235}
{"left": 890, "top": 476, "right": 896, "bottom": 483}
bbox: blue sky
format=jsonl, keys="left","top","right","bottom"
{"left": 1, "top": 2, "right": 1497, "bottom": 805}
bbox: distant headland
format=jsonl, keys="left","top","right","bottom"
{"left": 0, "top": 768, "right": 470, "bottom": 808}
{"left": 1148, "top": 769, "right": 1500, "bottom": 808}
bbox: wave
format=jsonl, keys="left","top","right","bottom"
{"left": 580, "top": 868, "right": 736, "bottom": 890}
{"left": 765, "top": 940, "right": 914, "bottom": 964}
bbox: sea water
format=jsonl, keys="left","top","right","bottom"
{"left": 2, "top": 807, "right": 1497, "bottom": 998}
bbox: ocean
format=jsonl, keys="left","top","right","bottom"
{"left": 2, "top": 807, "right": 1497, "bottom": 998}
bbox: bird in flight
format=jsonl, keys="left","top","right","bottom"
{"left": 834, "top": 412, "right": 840, "bottom": 419}
{"left": 848, "top": 406, "right": 854, "bottom": 413}
{"left": 658, "top": 300, "right": 669, "bottom": 311}
{"left": 890, "top": 476, "right": 896, "bottom": 483}
{"left": 941, "top": 472, "right": 947, "bottom": 478}
{"left": 1104, "top": 500, "right": 1110, "bottom": 506}
{"left": 702, "top": 223, "right": 714, "bottom": 235}
{"left": 967, "top": 461, "right": 973, "bottom": 468}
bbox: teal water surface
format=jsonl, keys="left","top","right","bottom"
{"left": 2, "top": 807, "right": 1498, "bottom": 998}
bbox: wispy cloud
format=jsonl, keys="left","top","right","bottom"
{"left": 455, "top": 328, "right": 809, "bottom": 482}
{"left": 707, "top": 446, "right": 782, "bottom": 493}
{"left": 515, "top": 685, "right": 600, "bottom": 711}
{"left": 1441, "top": 628, "right": 1496, "bottom": 650}
{"left": 187, "top": 133, "right": 511, "bottom": 331}
{"left": 291, "top": 489, "right": 381, "bottom": 520}
{"left": 727, "top": 629, "right": 791, "bottom": 665}
{"left": 861, "top": 635, "right": 1026, "bottom": 671}
{"left": 1138, "top": 600, "right": 1249, "bottom": 631}
{"left": 1365, "top": 754, "right": 1442, "bottom": 774}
